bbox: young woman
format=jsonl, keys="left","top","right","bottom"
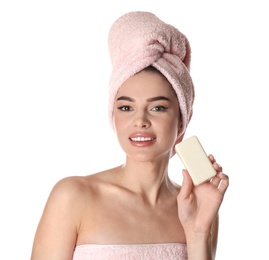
{"left": 30, "top": 11, "right": 229, "bottom": 260}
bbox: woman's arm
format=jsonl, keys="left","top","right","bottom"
{"left": 30, "top": 177, "right": 82, "bottom": 260}
{"left": 184, "top": 214, "right": 219, "bottom": 260}
{"left": 177, "top": 155, "right": 229, "bottom": 260}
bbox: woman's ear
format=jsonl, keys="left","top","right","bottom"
{"left": 175, "top": 131, "right": 185, "bottom": 146}
{"left": 177, "top": 123, "right": 183, "bottom": 137}
{"left": 171, "top": 131, "right": 185, "bottom": 157}
{"left": 171, "top": 110, "right": 191, "bottom": 157}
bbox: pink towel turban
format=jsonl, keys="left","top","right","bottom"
{"left": 108, "top": 11, "right": 195, "bottom": 137}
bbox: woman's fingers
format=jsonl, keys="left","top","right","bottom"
{"left": 208, "top": 154, "right": 215, "bottom": 163}
{"left": 217, "top": 172, "right": 229, "bottom": 194}
{"left": 210, "top": 174, "right": 222, "bottom": 188}
{"left": 213, "top": 161, "right": 222, "bottom": 172}
{"left": 210, "top": 171, "right": 229, "bottom": 192}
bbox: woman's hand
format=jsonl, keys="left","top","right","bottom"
{"left": 177, "top": 154, "right": 229, "bottom": 235}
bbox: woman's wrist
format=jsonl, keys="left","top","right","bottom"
{"left": 186, "top": 232, "right": 212, "bottom": 260}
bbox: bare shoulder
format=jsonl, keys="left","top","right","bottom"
{"left": 31, "top": 169, "right": 121, "bottom": 260}
{"left": 34, "top": 167, "right": 121, "bottom": 236}
{"left": 47, "top": 166, "right": 120, "bottom": 205}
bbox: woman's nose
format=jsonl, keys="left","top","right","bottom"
{"left": 134, "top": 111, "right": 151, "bottom": 128}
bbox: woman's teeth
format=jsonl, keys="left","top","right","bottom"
{"left": 130, "top": 137, "right": 154, "bottom": 142}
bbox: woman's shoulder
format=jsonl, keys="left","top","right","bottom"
{"left": 48, "top": 166, "right": 121, "bottom": 202}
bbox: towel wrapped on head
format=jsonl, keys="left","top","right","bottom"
{"left": 108, "top": 11, "right": 195, "bottom": 139}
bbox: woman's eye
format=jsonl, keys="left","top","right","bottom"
{"left": 118, "top": 106, "right": 132, "bottom": 111}
{"left": 151, "top": 106, "right": 167, "bottom": 111}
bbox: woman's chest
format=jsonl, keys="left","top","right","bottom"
{"left": 77, "top": 197, "right": 185, "bottom": 245}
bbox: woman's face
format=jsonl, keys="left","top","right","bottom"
{"left": 113, "top": 69, "right": 182, "bottom": 161}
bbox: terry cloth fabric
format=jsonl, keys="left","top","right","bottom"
{"left": 72, "top": 243, "right": 188, "bottom": 260}
{"left": 108, "top": 11, "right": 195, "bottom": 138}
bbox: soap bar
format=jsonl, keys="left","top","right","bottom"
{"left": 175, "top": 136, "right": 216, "bottom": 186}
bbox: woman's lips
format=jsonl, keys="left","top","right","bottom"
{"left": 129, "top": 132, "right": 156, "bottom": 147}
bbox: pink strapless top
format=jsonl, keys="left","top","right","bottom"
{"left": 72, "top": 243, "right": 187, "bottom": 260}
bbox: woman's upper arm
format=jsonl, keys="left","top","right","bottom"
{"left": 30, "top": 177, "right": 83, "bottom": 260}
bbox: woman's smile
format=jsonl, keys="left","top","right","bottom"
{"left": 129, "top": 132, "right": 157, "bottom": 147}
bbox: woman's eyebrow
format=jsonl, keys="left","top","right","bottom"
{"left": 116, "top": 96, "right": 170, "bottom": 102}
{"left": 146, "top": 96, "right": 170, "bottom": 102}
{"left": 116, "top": 96, "right": 134, "bottom": 102}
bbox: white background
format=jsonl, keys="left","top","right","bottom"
{"left": 1, "top": 1, "right": 268, "bottom": 259}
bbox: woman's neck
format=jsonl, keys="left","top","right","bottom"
{"left": 116, "top": 157, "right": 176, "bottom": 206}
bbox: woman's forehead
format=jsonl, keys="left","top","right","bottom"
{"left": 117, "top": 69, "right": 175, "bottom": 97}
